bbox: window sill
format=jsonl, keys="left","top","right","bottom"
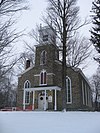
{"left": 39, "top": 84, "right": 47, "bottom": 86}
{"left": 67, "top": 102, "right": 72, "bottom": 104}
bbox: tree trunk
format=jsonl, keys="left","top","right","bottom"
{"left": 62, "top": 43, "right": 67, "bottom": 111}
{"left": 62, "top": 0, "right": 67, "bottom": 111}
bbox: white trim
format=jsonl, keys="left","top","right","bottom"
{"left": 34, "top": 73, "right": 55, "bottom": 77}
{"left": 39, "top": 84, "right": 47, "bottom": 86}
{"left": 47, "top": 73, "right": 55, "bottom": 76}
{"left": 34, "top": 74, "right": 40, "bottom": 77}
{"left": 23, "top": 86, "right": 61, "bottom": 91}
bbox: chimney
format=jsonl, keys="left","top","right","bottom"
{"left": 25, "top": 60, "right": 30, "bottom": 69}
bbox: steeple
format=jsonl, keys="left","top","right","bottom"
{"left": 39, "top": 25, "right": 56, "bottom": 45}
{"left": 35, "top": 25, "right": 59, "bottom": 67}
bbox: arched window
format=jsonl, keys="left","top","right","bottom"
{"left": 24, "top": 80, "right": 31, "bottom": 104}
{"left": 40, "top": 51, "right": 47, "bottom": 65}
{"left": 40, "top": 70, "right": 47, "bottom": 85}
{"left": 66, "top": 76, "right": 72, "bottom": 104}
{"left": 24, "top": 80, "right": 31, "bottom": 88}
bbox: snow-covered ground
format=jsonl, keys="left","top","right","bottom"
{"left": 0, "top": 111, "right": 100, "bottom": 133}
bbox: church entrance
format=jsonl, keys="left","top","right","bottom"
{"left": 38, "top": 91, "right": 48, "bottom": 110}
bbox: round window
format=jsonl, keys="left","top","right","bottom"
{"left": 40, "top": 97, "right": 43, "bottom": 100}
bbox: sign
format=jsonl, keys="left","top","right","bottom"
{"left": 48, "top": 95, "right": 52, "bottom": 103}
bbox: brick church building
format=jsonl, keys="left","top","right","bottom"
{"left": 17, "top": 26, "right": 93, "bottom": 111}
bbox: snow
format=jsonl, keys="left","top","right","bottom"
{"left": 0, "top": 111, "right": 100, "bottom": 133}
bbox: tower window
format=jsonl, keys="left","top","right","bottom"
{"left": 40, "top": 50, "right": 47, "bottom": 65}
{"left": 66, "top": 77, "right": 72, "bottom": 104}
{"left": 43, "top": 35, "right": 48, "bottom": 42}
{"left": 40, "top": 70, "right": 47, "bottom": 85}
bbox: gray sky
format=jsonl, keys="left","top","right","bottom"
{"left": 18, "top": 0, "right": 93, "bottom": 35}
{"left": 16, "top": 0, "right": 98, "bottom": 78}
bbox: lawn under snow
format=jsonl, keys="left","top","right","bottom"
{"left": 0, "top": 111, "right": 100, "bottom": 133}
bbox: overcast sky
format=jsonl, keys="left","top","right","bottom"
{"left": 18, "top": 0, "right": 93, "bottom": 35}
{"left": 16, "top": 0, "right": 98, "bottom": 78}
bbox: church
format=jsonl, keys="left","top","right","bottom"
{"left": 17, "top": 26, "right": 93, "bottom": 111}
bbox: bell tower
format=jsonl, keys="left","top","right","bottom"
{"left": 35, "top": 25, "right": 59, "bottom": 67}
{"left": 39, "top": 25, "right": 56, "bottom": 45}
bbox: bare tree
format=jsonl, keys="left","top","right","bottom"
{"left": 15, "top": 41, "right": 35, "bottom": 74}
{"left": 0, "top": 69, "right": 17, "bottom": 109}
{"left": 67, "top": 33, "right": 92, "bottom": 68}
{"left": 90, "top": 67, "right": 100, "bottom": 111}
{"left": 0, "top": 0, "right": 28, "bottom": 108}
{"left": 42, "top": 0, "right": 89, "bottom": 111}
{"left": 16, "top": 51, "right": 35, "bottom": 73}
{"left": 0, "top": 0, "right": 28, "bottom": 80}
{"left": 0, "top": 0, "right": 27, "bottom": 15}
